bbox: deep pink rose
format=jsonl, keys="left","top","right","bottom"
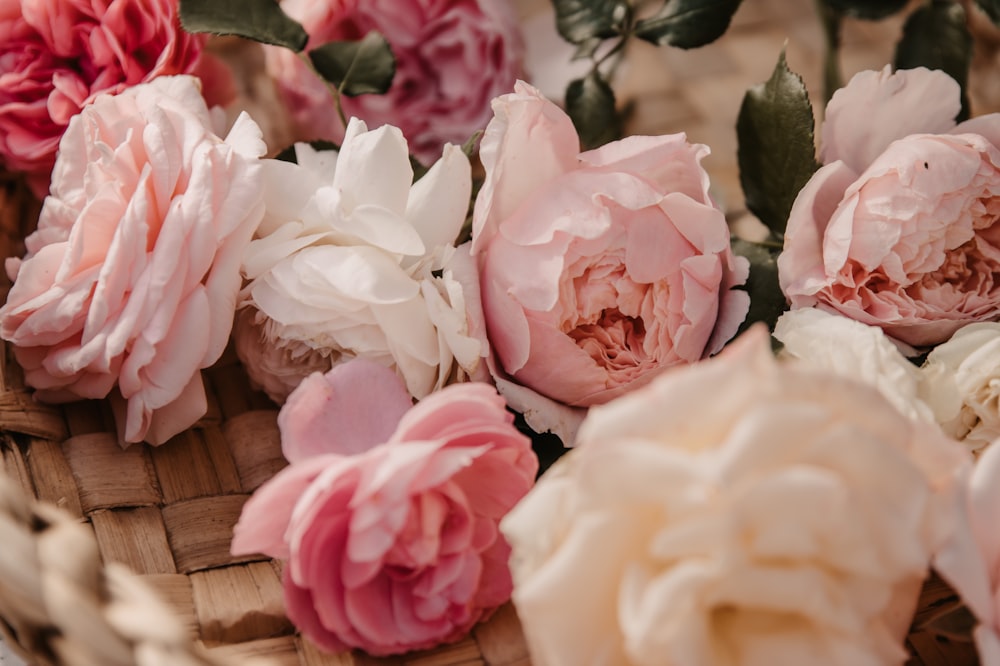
{"left": 265, "top": 0, "right": 523, "bottom": 164}
{"left": 231, "top": 359, "right": 537, "bottom": 656}
{"left": 471, "top": 81, "right": 749, "bottom": 441}
{"left": 0, "top": 76, "right": 265, "bottom": 445}
{"left": 779, "top": 67, "right": 1000, "bottom": 347}
{"left": 0, "top": 0, "right": 234, "bottom": 196}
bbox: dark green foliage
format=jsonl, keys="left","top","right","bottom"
{"left": 634, "top": 0, "right": 743, "bottom": 49}
{"left": 894, "top": 0, "right": 973, "bottom": 121}
{"left": 308, "top": 32, "right": 396, "bottom": 97}
{"left": 736, "top": 51, "right": 819, "bottom": 238}
{"left": 179, "top": 0, "right": 308, "bottom": 51}
{"left": 565, "top": 71, "right": 622, "bottom": 150}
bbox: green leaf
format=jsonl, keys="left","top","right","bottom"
{"left": 736, "top": 50, "right": 819, "bottom": 238}
{"left": 977, "top": 0, "right": 1000, "bottom": 24}
{"left": 894, "top": 0, "right": 973, "bottom": 121}
{"left": 731, "top": 239, "right": 787, "bottom": 338}
{"left": 179, "top": 0, "right": 308, "bottom": 51}
{"left": 821, "top": 0, "right": 909, "bottom": 20}
{"left": 274, "top": 140, "right": 340, "bottom": 163}
{"left": 634, "top": 0, "right": 743, "bottom": 49}
{"left": 565, "top": 71, "right": 621, "bottom": 150}
{"left": 410, "top": 155, "right": 430, "bottom": 183}
{"left": 308, "top": 32, "right": 396, "bottom": 97}
{"left": 553, "top": 0, "right": 630, "bottom": 44}
{"left": 460, "top": 131, "right": 484, "bottom": 158}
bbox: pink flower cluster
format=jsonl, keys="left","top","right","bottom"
{"left": 0, "top": 6, "right": 782, "bottom": 658}
{"left": 265, "top": 0, "right": 523, "bottom": 164}
{"left": 0, "top": 0, "right": 233, "bottom": 196}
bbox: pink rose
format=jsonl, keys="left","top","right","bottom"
{"left": 0, "top": 76, "right": 265, "bottom": 445}
{"left": 230, "top": 359, "right": 537, "bottom": 656}
{"left": 265, "top": 0, "right": 523, "bottom": 164}
{"left": 472, "top": 81, "right": 749, "bottom": 440}
{"left": 779, "top": 66, "right": 1000, "bottom": 347}
{"left": 0, "top": 0, "right": 234, "bottom": 197}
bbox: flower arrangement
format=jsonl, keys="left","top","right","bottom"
{"left": 5, "top": 0, "right": 1000, "bottom": 665}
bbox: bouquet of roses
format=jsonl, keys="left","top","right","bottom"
{"left": 4, "top": 0, "right": 1000, "bottom": 664}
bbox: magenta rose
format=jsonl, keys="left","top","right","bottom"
{"left": 471, "top": 81, "right": 749, "bottom": 441}
{"left": 779, "top": 67, "right": 1000, "bottom": 347}
{"left": 264, "top": 0, "right": 523, "bottom": 164}
{"left": 0, "top": 0, "right": 233, "bottom": 196}
{"left": 231, "top": 359, "right": 537, "bottom": 656}
{"left": 0, "top": 76, "right": 265, "bottom": 445}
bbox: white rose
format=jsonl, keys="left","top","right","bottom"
{"left": 773, "top": 308, "right": 934, "bottom": 423}
{"left": 920, "top": 322, "right": 1000, "bottom": 455}
{"left": 501, "top": 328, "right": 970, "bottom": 666}
{"left": 234, "top": 119, "right": 483, "bottom": 403}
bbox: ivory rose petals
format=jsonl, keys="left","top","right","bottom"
{"left": 265, "top": 0, "right": 523, "bottom": 164}
{"left": 472, "top": 81, "right": 749, "bottom": 440}
{"left": 779, "top": 67, "right": 1000, "bottom": 347}
{"left": 0, "top": 75, "right": 265, "bottom": 445}
{"left": 234, "top": 121, "right": 482, "bottom": 404}
{"left": 0, "top": 0, "right": 233, "bottom": 196}
{"left": 501, "top": 328, "right": 970, "bottom": 666}
{"left": 231, "top": 359, "right": 537, "bottom": 656}
{"left": 920, "top": 322, "right": 1000, "bottom": 455}
{"left": 773, "top": 308, "right": 934, "bottom": 423}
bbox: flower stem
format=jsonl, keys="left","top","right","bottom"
{"left": 297, "top": 52, "right": 349, "bottom": 132}
{"left": 816, "top": 0, "right": 844, "bottom": 109}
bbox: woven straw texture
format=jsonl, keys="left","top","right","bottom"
{"left": 1, "top": 0, "right": 998, "bottom": 663}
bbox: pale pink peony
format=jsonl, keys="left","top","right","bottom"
{"left": 0, "top": 0, "right": 234, "bottom": 197}
{"left": 0, "top": 75, "right": 265, "bottom": 445}
{"left": 472, "top": 81, "right": 749, "bottom": 442}
{"left": 264, "top": 0, "right": 523, "bottom": 164}
{"left": 779, "top": 67, "right": 1000, "bottom": 347}
{"left": 502, "top": 327, "right": 972, "bottom": 666}
{"left": 231, "top": 359, "right": 537, "bottom": 656}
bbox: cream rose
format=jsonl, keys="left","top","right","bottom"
{"left": 920, "top": 322, "right": 1000, "bottom": 455}
{"left": 773, "top": 308, "right": 934, "bottom": 423}
{"left": 501, "top": 328, "right": 970, "bottom": 666}
{"left": 234, "top": 121, "right": 482, "bottom": 403}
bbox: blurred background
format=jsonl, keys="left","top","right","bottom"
{"left": 513, "top": 0, "right": 1000, "bottom": 219}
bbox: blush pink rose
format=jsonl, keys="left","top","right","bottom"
{"left": 0, "top": 76, "right": 265, "bottom": 446}
{"left": 264, "top": 0, "right": 523, "bottom": 164}
{"left": 779, "top": 67, "right": 1000, "bottom": 347}
{"left": 230, "top": 359, "right": 537, "bottom": 656}
{"left": 471, "top": 81, "right": 749, "bottom": 441}
{"left": 0, "top": 0, "right": 234, "bottom": 196}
